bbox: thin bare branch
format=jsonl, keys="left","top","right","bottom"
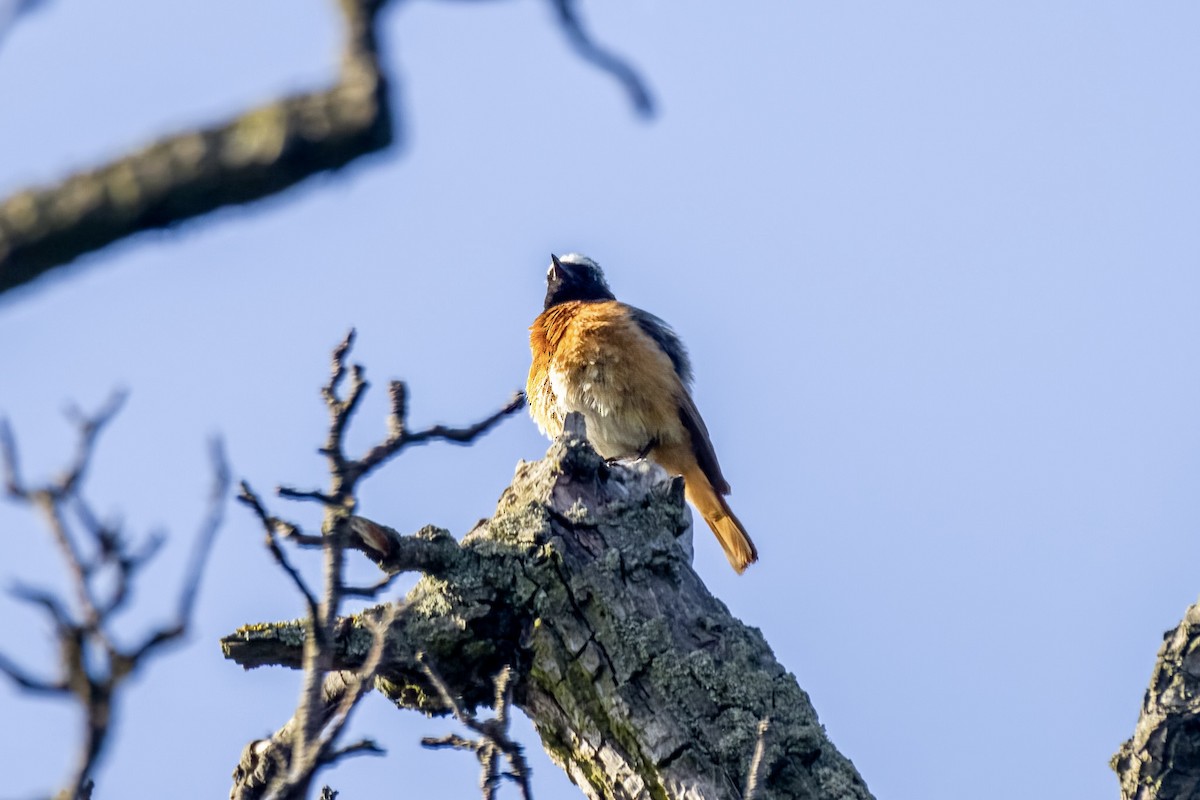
{"left": 419, "top": 658, "right": 533, "bottom": 800}
{"left": 0, "top": 650, "right": 68, "bottom": 694}
{"left": 1, "top": 395, "right": 229, "bottom": 799}
{"left": 340, "top": 571, "right": 404, "bottom": 598}
{"left": 128, "top": 446, "right": 227, "bottom": 662}
{"left": 176, "top": 438, "right": 229, "bottom": 624}
{"left": 276, "top": 487, "right": 339, "bottom": 506}
{"left": 321, "top": 738, "right": 385, "bottom": 764}
{"left": 549, "top": 0, "right": 655, "bottom": 117}
{"left": 315, "top": 605, "right": 398, "bottom": 753}
{"left": 355, "top": 391, "right": 526, "bottom": 479}
{"left": 421, "top": 732, "right": 481, "bottom": 752}
{"left": 59, "top": 389, "right": 127, "bottom": 497}
{"left": 9, "top": 581, "right": 71, "bottom": 629}
{"left": 237, "top": 481, "right": 319, "bottom": 618}
{"left": 0, "top": 417, "right": 21, "bottom": 496}
{"left": 230, "top": 335, "right": 526, "bottom": 798}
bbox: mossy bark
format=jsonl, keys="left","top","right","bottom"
{"left": 224, "top": 415, "right": 873, "bottom": 800}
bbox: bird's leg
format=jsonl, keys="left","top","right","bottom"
{"left": 604, "top": 438, "right": 658, "bottom": 466}
{"left": 634, "top": 437, "right": 659, "bottom": 461}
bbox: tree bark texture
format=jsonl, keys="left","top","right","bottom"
{"left": 223, "top": 415, "right": 874, "bottom": 800}
{"left": 1113, "top": 600, "right": 1200, "bottom": 800}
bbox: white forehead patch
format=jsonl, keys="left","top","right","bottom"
{"left": 558, "top": 253, "right": 599, "bottom": 270}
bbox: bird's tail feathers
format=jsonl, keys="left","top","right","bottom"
{"left": 682, "top": 464, "right": 758, "bottom": 574}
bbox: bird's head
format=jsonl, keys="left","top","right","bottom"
{"left": 544, "top": 253, "right": 616, "bottom": 310}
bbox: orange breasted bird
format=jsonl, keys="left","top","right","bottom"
{"left": 527, "top": 253, "right": 758, "bottom": 573}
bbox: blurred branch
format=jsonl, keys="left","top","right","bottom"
{"left": 0, "top": 397, "right": 228, "bottom": 800}
{"left": 420, "top": 660, "right": 533, "bottom": 800}
{"left": 229, "top": 331, "right": 522, "bottom": 799}
{"left": 0, "top": 0, "right": 657, "bottom": 298}
{"left": 0, "top": 0, "right": 47, "bottom": 51}
{"left": 549, "top": 0, "right": 654, "bottom": 117}
{"left": 0, "top": 0, "right": 395, "bottom": 297}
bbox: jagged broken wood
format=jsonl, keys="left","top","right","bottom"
{"left": 1113, "top": 600, "right": 1200, "bottom": 800}
{"left": 223, "top": 413, "right": 873, "bottom": 800}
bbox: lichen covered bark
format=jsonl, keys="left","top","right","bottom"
{"left": 1113, "top": 601, "right": 1200, "bottom": 800}
{"left": 223, "top": 415, "right": 873, "bottom": 799}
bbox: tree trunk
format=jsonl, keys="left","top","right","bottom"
{"left": 223, "top": 414, "right": 874, "bottom": 800}
{"left": 1113, "top": 601, "right": 1200, "bottom": 800}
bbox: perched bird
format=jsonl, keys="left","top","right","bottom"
{"left": 527, "top": 253, "right": 758, "bottom": 573}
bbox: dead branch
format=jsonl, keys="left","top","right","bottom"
{"left": 225, "top": 411, "right": 875, "bottom": 800}
{"left": 549, "top": 0, "right": 654, "bottom": 117}
{"left": 420, "top": 659, "right": 534, "bottom": 800}
{"left": 1113, "top": 600, "right": 1200, "bottom": 800}
{"left": 0, "top": 397, "right": 228, "bottom": 800}
{"left": 228, "top": 331, "right": 523, "bottom": 799}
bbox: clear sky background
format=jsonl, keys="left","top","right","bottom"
{"left": 1, "top": 2, "right": 1198, "bottom": 798}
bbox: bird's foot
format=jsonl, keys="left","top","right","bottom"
{"left": 634, "top": 437, "right": 659, "bottom": 461}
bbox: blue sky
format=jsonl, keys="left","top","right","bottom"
{"left": 1, "top": 2, "right": 1198, "bottom": 798}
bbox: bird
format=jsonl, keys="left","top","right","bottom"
{"left": 526, "top": 253, "right": 758, "bottom": 573}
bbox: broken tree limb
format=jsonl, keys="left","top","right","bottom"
{"left": 224, "top": 413, "right": 873, "bottom": 800}
{"left": 1113, "top": 600, "right": 1200, "bottom": 800}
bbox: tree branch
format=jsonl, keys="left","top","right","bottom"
{"left": 0, "top": 398, "right": 228, "bottom": 799}
{"left": 225, "top": 412, "right": 874, "bottom": 800}
{"left": 1113, "top": 600, "right": 1200, "bottom": 800}
{"left": 0, "top": 0, "right": 395, "bottom": 296}
{"left": 420, "top": 659, "right": 534, "bottom": 800}
{"left": 227, "top": 332, "right": 522, "bottom": 799}
{"left": 549, "top": 0, "right": 655, "bottom": 117}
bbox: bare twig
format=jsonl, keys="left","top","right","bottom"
{"left": 278, "top": 329, "right": 524, "bottom": 504}
{"left": 230, "top": 332, "right": 524, "bottom": 798}
{"left": 341, "top": 571, "right": 404, "bottom": 598}
{"left": 0, "top": 397, "right": 229, "bottom": 799}
{"left": 549, "top": 0, "right": 655, "bottom": 117}
{"left": 237, "top": 481, "right": 320, "bottom": 618}
{"left": 0, "top": 649, "right": 68, "bottom": 694}
{"left": 420, "top": 657, "right": 534, "bottom": 800}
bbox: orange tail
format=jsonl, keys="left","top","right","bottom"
{"left": 681, "top": 463, "right": 758, "bottom": 574}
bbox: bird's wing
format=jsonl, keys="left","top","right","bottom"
{"left": 676, "top": 389, "right": 731, "bottom": 495}
{"left": 629, "top": 307, "right": 693, "bottom": 388}
{"left": 628, "top": 306, "right": 730, "bottom": 494}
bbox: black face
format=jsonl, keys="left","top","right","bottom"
{"left": 543, "top": 254, "right": 616, "bottom": 310}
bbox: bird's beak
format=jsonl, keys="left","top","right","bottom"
{"left": 549, "top": 253, "right": 565, "bottom": 281}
